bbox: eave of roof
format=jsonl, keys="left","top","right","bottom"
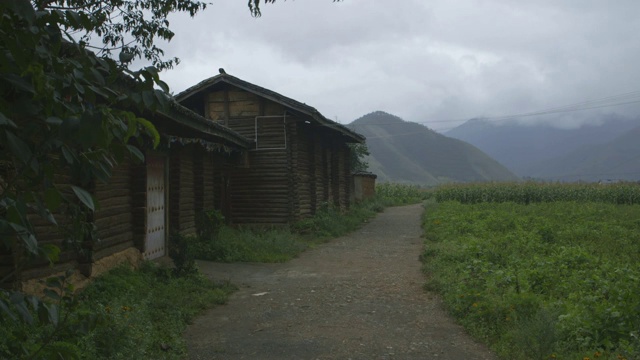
{"left": 175, "top": 73, "right": 366, "bottom": 143}
{"left": 156, "top": 98, "right": 252, "bottom": 149}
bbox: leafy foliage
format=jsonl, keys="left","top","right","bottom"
{"left": 0, "top": 0, "right": 174, "bottom": 285}
{"left": 168, "top": 233, "right": 198, "bottom": 276}
{"left": 349, "top": 143, "right": 370, "bottom": 172}
{"left": 32, "top": 0, "right": 207, "bottom": 71}
{"left": 248, "top": 0, "right": 341, "bottom": 17}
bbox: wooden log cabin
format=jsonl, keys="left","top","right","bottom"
{"left": 176, "top": 72, "right": 366, "bottom": 224}
{"left": 1, "top": 100, "right": 250, "bottom": 289}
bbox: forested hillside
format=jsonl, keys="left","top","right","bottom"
{"left": 348, "top": 111, "right": 518, "bottom": 185}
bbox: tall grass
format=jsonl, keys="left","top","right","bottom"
{"left": 376, "top": 182, "right": 430, "bottom": 205}
{"left": 193, "top": 198, "right": 383, "bottom": 263}
{"left": 192, "top": 183, "right": 426, "bottom": 263}
{"left": 434, "top": 182, "right": 640, "bottom": 205}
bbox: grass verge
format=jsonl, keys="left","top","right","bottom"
{"left": 192, "top": 183, "right": 429, "bottom": 263}
{"left": 0, "top": 262, "right": 235, "bottom": 359}
{"left": 192, "top": 199, "right": 383, "bottom": 263}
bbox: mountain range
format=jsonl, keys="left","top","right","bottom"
{"left": 348, "top": 111, "right": 519, "bottom": 185}
{"left": 446, "top": 115, "right": 640, "bottom": 182}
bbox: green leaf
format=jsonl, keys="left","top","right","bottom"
{"left": 44, "top": 187, "right": 62, "bottom": 212}
{"left": 0, "top": 297, "right": 17, "bottom": 322}
{"left": 71, "top": 185, "right": 95, "bottom": 211}
{"left": 45, "top": 303, "right": 59, "bottom": 326}
{"left": 5, "top": 0, "right": 36, "bottom": 24}
{"left": 33, "top": 197, "right": 57, "bottom": 225}
{"left": 5, "top": 131, "right": 32, "bottom": 166}
{"left": 92, "top": 161, "right": 112, "bottom": 184}
{"left": 46, "top": 277, "right": 63, "bottom": 289}
{"left": 126, "top": 144, "right": 145, "bottom": 163}
{"left": 41, "top": 244, "right": 61, "bottom": 263}
{"left": 14, "top": 301, "right": 34, "bottom": 325}
{"left": 46, "top": 116, "right": 63, "bottom": 126}
{"left": 0, "top": 112, "right": 17, "bottom": 128}
{"left": 44, "top": 289, "right": 61, "bottom": 302}
{"left": 154, "top": 89, "right": 169, "bottom": 109}
{"left": 156, "top": 79, "right": 170, "bottom": 93}
{"left": 26, "top": 295, "right": 39, "bottom": 313}
{"left": 66, "top": 10, "right": 82, "bottom": 28}
{"left": 9, "top": 222, "right": 38, "bottom": 255}
{"left": 135, "top": 117, "right": 160, "bottom": 148}
{"left": 61, "top": 146, "right": 75, "bottom": 164}
{"left": 1, "top": 73, "right": 35, "bottom": 94}
{"left": 119, "top": 51, "right": 135, "bottom": 63}
{"left": 142, "top": 90, "right": 154, "bottom": 109}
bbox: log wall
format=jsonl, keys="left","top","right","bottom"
{"left": 200, "top": 86, "right": 357, "bottom": 223}
{"left": 169, "top": 145, "right": 197, "bottom": 237}
{"left": 93, "top": 161, "right": 135, "bottom": 262}
{"left": 204, "top": 88, "right": 292, "bottom": 224}
{"left": 339, "top": 145, "right": 352, "bottom": 210}
{"left": 7, "top": 159, "right": 144, "bottom": 284}
{"left": 18, "top": 173, "right": 78, "bottom": 282}
{"left": 228, "top": 149, "right": 290, "bottom": 224}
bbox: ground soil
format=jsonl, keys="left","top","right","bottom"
{"left": 185, "top": 204, "right": 497, "bottom": 360}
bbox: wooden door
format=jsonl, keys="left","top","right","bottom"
{"left": 143, "top": 154, "right": 166, "bottom": 260}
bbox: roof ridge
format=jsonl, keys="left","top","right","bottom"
{"left": 175, "top": 72, "right": 365, "bottom": 143}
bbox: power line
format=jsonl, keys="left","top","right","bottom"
{"left": 348, "top": 89, "right": 640, "bottom": 130}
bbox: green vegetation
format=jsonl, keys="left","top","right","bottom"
{"left": 192, "top": 226, "right": 307, "bottom": 263}
{"left": 192, "top": 202, "right": 380, "bottom": 263}
{"left": 349, "top": 142, "right": 371, "bottom": 172}
{"left": 376, "top": 182, "right": 430, "bottom": 206}
{"left": 0, "top": 263, "right": 234, "bottom": 359}
{"left": 422, "top": 183, "right": 640, "bottom": 359}
{"left": 435, "top": 182, "right": 640, "bottom": 205}
{"left": 192, "top": 183, "right": 427, "bottom": 263}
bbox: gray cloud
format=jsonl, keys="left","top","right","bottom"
{"left": 159, "top": 0, "right": 640, "bottom": 130}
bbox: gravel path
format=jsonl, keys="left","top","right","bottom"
{"left": 185, "top": 204, "right": 497, "bottom": 360}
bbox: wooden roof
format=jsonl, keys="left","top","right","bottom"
{"left": 156, "top": 98, "right": 252, "bottom": 149}
{"left": 175, "top": 73, "right": 366, "bottom": 143}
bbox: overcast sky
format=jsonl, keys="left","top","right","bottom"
{"left": 159, "top": 0, "right": 640, "bottom": 131}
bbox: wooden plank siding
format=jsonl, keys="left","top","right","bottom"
{"left": 339, "top": 144, "right": 352, "bottom": 210}
{"left": 228, "top": 149, "right": 290, "bottom": 224}
{"left": 294, "top": 122, "right": 313, "bottom": 218}
{"left": 169, "top": 145, "right": 197, "bottom": 237}
{"left": 177, "top": 82, "right": 360, "bottom": 225}
{"left": 203, "top": 88, "right": 295, "bottom": 224}
{"left": 93, "top": 161, "right": 135, "bottom": 262}
{"left": 13, "top": 161, "right": 138, "bottom": 283}
{"left": 20, "top": 174, "right": 82, "bottom": 281}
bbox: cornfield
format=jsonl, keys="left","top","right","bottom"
{"left": 434, "top": 182, "right": 640, "bottom": 205}
{"left": 376, "top": 183, "right": 429, "bottom": 205}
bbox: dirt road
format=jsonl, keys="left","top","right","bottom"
{"left": 185, "top": 204, "right": 497, "bottom": 359}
